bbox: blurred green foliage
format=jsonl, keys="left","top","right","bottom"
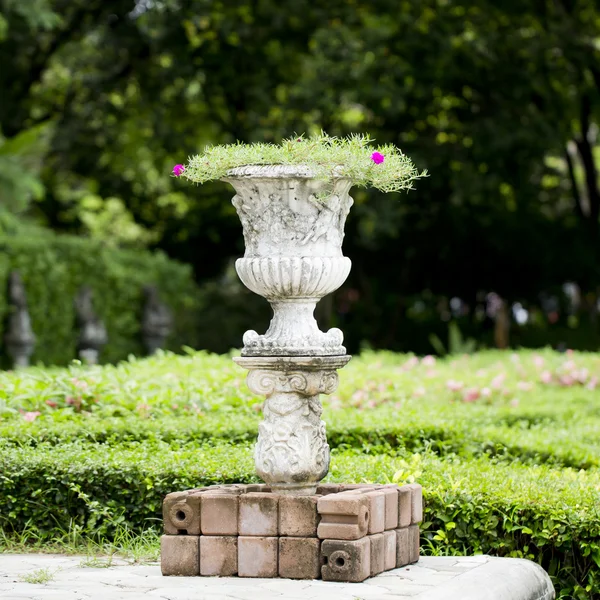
{"left": 1, "top": 0, "right": 599, "bottom": 351}
{"left": 0, "top": 231, "right": 200, "bottom": 365}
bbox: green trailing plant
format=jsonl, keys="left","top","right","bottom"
{"left": 179, "top": 132, "right": 426, "bottom": 193}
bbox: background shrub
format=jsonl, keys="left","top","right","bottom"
{"left": 0, "top": 232, "right": 201, "bottom": 365}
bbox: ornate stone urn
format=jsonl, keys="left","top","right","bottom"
{"left": 226, "top": 165, "right": 353, "bottom": 495}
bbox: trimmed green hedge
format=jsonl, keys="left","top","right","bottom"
{"left": 0, "top": 233, "right": 200, "bottom": 365}
{"left": 0, "top": 441, "right": 598, "bottom": 599}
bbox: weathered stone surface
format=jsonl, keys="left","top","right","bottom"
{"left": 200, "top": 494, "right": 238, "bottom": 536}
{"left": 163, "top": 492, "right": 202, "bottom": 535}
{"left": 279, "top": 495, "right": 319, "bottom": 537}
{"left": 396, "top": 527, "right": 410, "bottom": 568}
{"left": 316, "top": 483, "right": 341, "bottom": 495}
{"left": 321, "top": 537, "right": 371, "bottom": 583}
{"left": 369, "top": 533, "right": 385, "bottom": 576}
{"left": 238, "top": 536, "right": 278, "bottom": 578}
{"left": 364, "top": 491, "right": 386, "bottom": 534}
{"left": 278, "top": 537, "right": 321, "bottom": 580}
{"left": 235, "top": 355, "right": 350, "bottom": 496}
{"left": 383, "top": 530, "right": 397, "bottom": 571}
{"left": 409, "top": 525, "right": 420, "bottom": 564}
{"left": 160, "top": 535, "right": 199, "bottom": 576}
{"left": 199, "top": 536, "right": 237, "bottom": 576}
{"left": 405, "top": 483, "right": 423, "bottom": 524}
{"left": 225, "top": 165, "right": 354, "bottom": 358}
{"left": 239, "top": 493, "right": 279, "bottom": 536}
{"left": 398, "top": 486, "right": 412, "bottom": 528}
{"left": 1, "top": 553, "right": 556, "bottom": 599}
{"left": 317, "top": 493, "right": 370, "bottom": 540}
{"left": 383, "top": 487, "right": 399, "bottom": 530}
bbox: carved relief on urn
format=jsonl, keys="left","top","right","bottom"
{"left": 224, "top": 165, "right": 353, "bottom": 357}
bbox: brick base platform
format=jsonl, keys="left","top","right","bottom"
{"left": 161, "top": 483, "right": 422, "bottom": 582}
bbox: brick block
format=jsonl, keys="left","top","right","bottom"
{"left": 160, "top": 535, "right": 199, "bottom": 576}
{"left": 396, "top": 527, "right": 410, "bottom": 568}
{"left": 383, "top": 530, "right": 396, "bottom": 571}
{"left": 200, "top": 494, "right": 238, "bottom": 535}
{"left": 316, "top": 483, "right": 341, "bottom": 495}
{"left": 408, "top": 525, "right": 420, "bottom": 564}
{"left": 163, "top": 492, "right": 202, "bottom": 535}
{"left": 369, "top": 533, "right": 385, "bottom": 576}
{"left": 279, "top": 495, "right": 319, "bottom": 537}
{"left": 406, "top": 483, "right": 423, "bottom": 524}
{"left": 363, "top": 491, "right": 385, "bottom": 534}
{"left": 278, "top": 537, "right": 321, "bottom": 579}
{"left": 238, "top": 536, "right": 278, "bottom": 578}
{"left": 239, "top": 493, "right": 279, "bottom": 536}
{"left": 397, "top": 486, "right": 411, "bottom": 528}
{"left": 321, "top": 538, "right": 371, "bottom": 583}
{"left": 199, "top": 536, "right": 237, "bottom": 576}
{"left": 383, "top": 487, "right": 399, "bottom": 530}
{"left": 317, "top": 494, "right": 369, "bottom": 540}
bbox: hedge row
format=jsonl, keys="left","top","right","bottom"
{"left": 0, "top": 233, "right": 201, "bottom": 365}
{"left": 3, "top": 411, "right": 599, "bottom": 471}
{"left": 0, "top": 441, "right": 598, "bottom": 599}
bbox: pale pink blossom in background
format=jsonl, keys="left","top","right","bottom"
{"left": 491, "top": 373, "right": 506, "bottom": 389}
{"left": 533, "top": 355, "right": 545, "bottom": 368}
{"left": 559, "top": 374, "right": 574, "bottom": 387}
{"left": 23, "top": 411, "right": 41, "bottom": 422}
{"left": 510, "top": 398, "right": 520, "bottom": 407}
{"left": 540, "top": 370, "right": 553, "bottom": 384}
{"left": 481, "top": 387, "right": 492, "bottom": 398}
{"left": 463, "top": 388, "right": 480, "bottom": 403}
{"left": 446, "top": 380, "right": 464, "bottom": 392}
{"left": 517, "top": 381, "right": 533, "bottom": 391}
{"left": 510, "top": 353, "right": 520, "bottom": 363}
{"left": 45, "top": 400, "right": 57, "bottom": 408}
{"left": 587, "top": 377, "right": 598, "bottom": 390}
{"left": 421, "top": 355, "right": 436, "bottom": 367}
{"left": 402, "top": 356, "right": 419, "bottom": 370}
{"left": 566, "top": 349, "right": 574, "bottom": 355}
{"left": 572, "top": 369, "right": 589, "bottom": 383}
{"left": 425, "top": 369, "right": 437, "bottom": 378}
{"left": 413, "top": 387, "right": 426, "bottom": 398}
{"left": 563, "top": 360, "right": 576, "bottom": 371}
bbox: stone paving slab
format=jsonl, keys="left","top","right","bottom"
{"left": 0, "top": 553, "right": 554, "bottom": 600}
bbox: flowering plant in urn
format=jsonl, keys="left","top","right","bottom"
{"left": 175, "top": 133, "right": 424, "bottom": 494}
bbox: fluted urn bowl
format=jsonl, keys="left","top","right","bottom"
{"left": 223, "top": 165, "right": 354, "bottom": 356}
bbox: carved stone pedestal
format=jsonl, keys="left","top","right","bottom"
{"left": 234, "top": 356, "right": 350, "bottom": 495}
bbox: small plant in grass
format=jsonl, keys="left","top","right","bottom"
{"left": 19, "top": 568, "right": 55, "bottom": 584}
{"left": 175, "top": 132, "right": 426, "bottom": 194}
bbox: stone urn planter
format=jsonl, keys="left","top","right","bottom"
{"left": 174, "top": 134, "right": 423, "bottom": 495}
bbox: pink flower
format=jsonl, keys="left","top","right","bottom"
{"left": 45, "top": 400, "right": 58, "bottom": 408}
{"left": 371, "top": 151, "right": 385, "bottom": 164}
{"left": 463, "top": 388, "right": 480, "bottom": 403}
{"left": 540, "top": 370, "right": 553, "bottom": 384}
{"left": 23, "top": 411, "right": 41, "bottom": 422}
{"left": 587, "top": 377, "right": 598, "bottom": 390}
{"left": 533, "top": 355, "right": 545, "bottom": 368}
{"left": 402, "top": 356, "right": 419, "bottom": 370}
{"left": 517, "top": 381, "right": 533, "bottom": 391}
{"left": 481, "top": 387, "right": 492, "bottom": 398}
{"left": 510, "top": 398, "right": 520, "bottom": 407}
{"left": 172, "top": 164, "right": 185, "bottom": 177}
{"left": 559, "top": 374, "right": 575, "bottom": 387}
{"left": 491, "top": 373, "right": 506, "bottom": 389}
{"left": 421, "top": 355, "right": 436, "bottom": 367}
{"left": 446, "top": 380, "right": 464, "bottom": 392}
{"left": 413, "top": 386, "right": 426, "bottom": 398}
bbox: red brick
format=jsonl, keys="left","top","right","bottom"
{"left": 317, "top": 493, "right": 369, "bottom": 540}
{"left": 278, "top": 537, "right": 321, "bottom": 579}
{"left": 239, "top": 493, "right": 278, "bottom": 536}
{"left": 200, "top": 536, "right": 237, "bottom": 576}
{"left": 200, "top": 494, "right": 238, "bottom": 535}
{"left": 163, "top": 492, "right": 202, "bottom": 536}
{"left": 238, "top": 536, "right": 278, "bottom": 578}
{"left": 160, "top": 535, "right": 199, "bottom": 576}
{"left": 321, "top": 537, "right": 371, "bottom": 582}
{"left": 369, "top": 533, "right": 385, "bottom": 576}
{"left": 383, "top": 530, "right": 396, "bottom": 571}
{"left": 279, "top": 495, "right": 319, "bottom": 537}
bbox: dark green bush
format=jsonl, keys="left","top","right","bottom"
{"left": 0, "top": 233, "right": 200, "bottom": 365}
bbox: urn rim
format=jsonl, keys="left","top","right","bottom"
{"left": 222, "top": 164, "right": 350, "bottom": 181}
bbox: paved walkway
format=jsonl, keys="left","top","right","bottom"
{"left": 0, "top": 553, "right": 554, "bottom": 600}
